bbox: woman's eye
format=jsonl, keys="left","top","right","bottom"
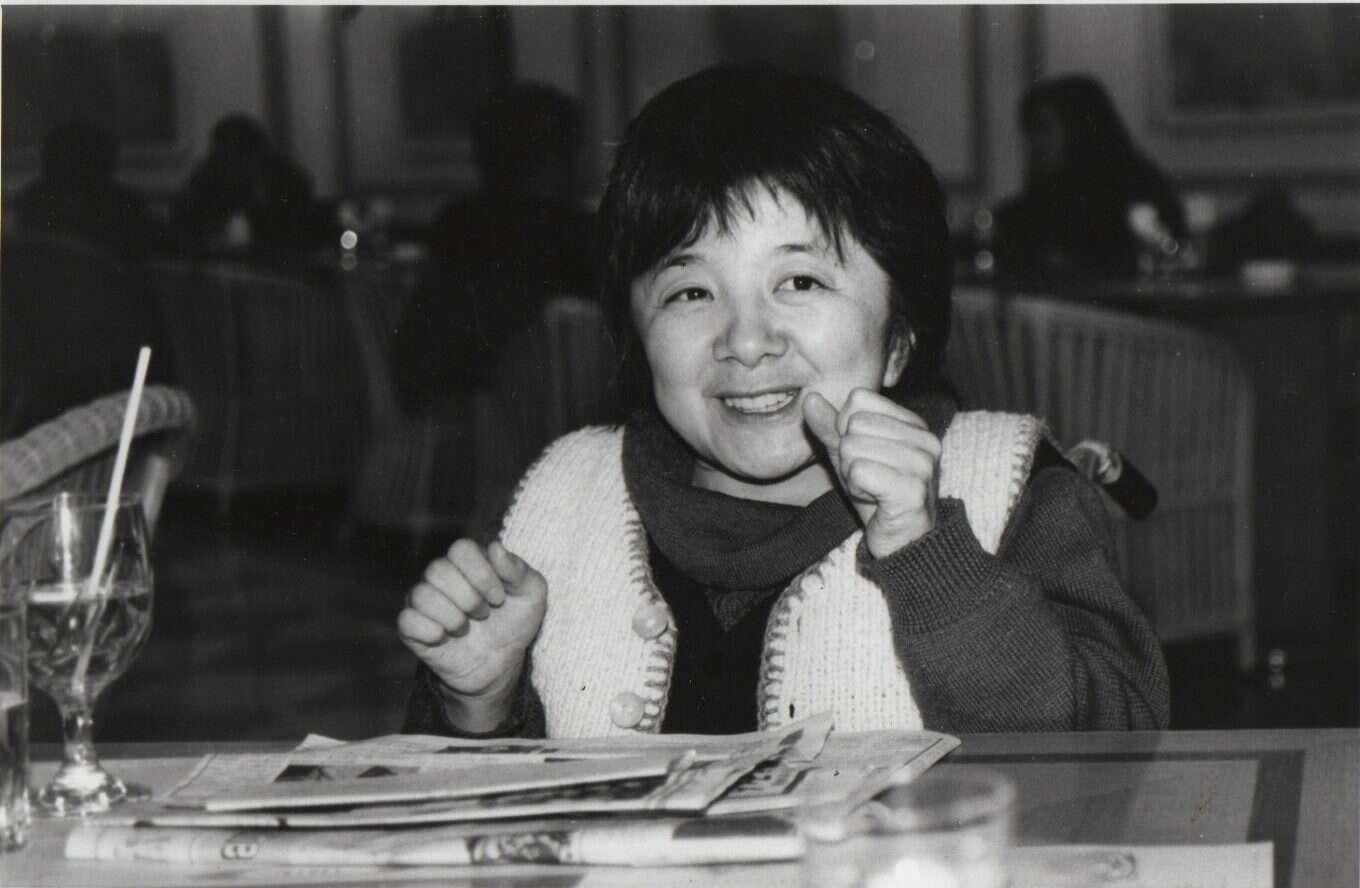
{"left": 778, "top": 275, "right": 827, "bottom": 292}
{"left": 662, "top": 287, "right": 711, "bottom": 305}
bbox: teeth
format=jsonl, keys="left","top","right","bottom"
{"left": 723, "top": 391, "right": 796, "bottom": 414}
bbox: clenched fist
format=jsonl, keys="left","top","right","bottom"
{"left": 397, "top": 539, "right": 547, "bottom": 731}
{"left": 803, "top": 388, "right": 942, "bottom": 559}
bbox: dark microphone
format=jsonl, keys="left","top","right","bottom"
{"left": 1066, "top": 440, "right": 1158, "bottom": 520}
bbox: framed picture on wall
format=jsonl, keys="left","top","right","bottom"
{"left": 1149, "top": 4, "right": 1360, "bottom": 129}
{"left": 335, "top": 6, "right": 511, "bottom": 194}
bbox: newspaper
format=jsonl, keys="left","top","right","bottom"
{"left": 98, "top": 714, "right": 842, "bottom": 828}
{"left": 287, "top": 711, "right": 835, "bottom": 767}
{"left": 69, "top": 714, "right": 965, "bottom": 870}
{"left": 65, "top": 814, "right": 804, "bottom": 867}
{"left": 64, "top": 829, "right": 1274, "bottom": 884}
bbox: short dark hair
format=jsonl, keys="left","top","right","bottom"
{"left": 597, "top": 63, "right": 952, "bottom": 405}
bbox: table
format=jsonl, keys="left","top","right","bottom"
{"left": 6, "top": 729, "right": 1356, "bottom": 887}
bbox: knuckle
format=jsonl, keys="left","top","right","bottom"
{"left": 846, "top": 387, "right": 875, "bottom": 408}
{"left": 397, "top": 610, "right": 437, "bottom": 644}
{"left": 845, "top": 412, "right": 875, "bottom": 436}
{"left": 409, "top": 583, "right": 438, "bottom": 611}
{"left": 422, "top": 559, "right": 451, "bottom": 587}
{"left": 906, "top": 449, "right": 938, "bottom": 477}
{"left": 448, "top": 538, "right": 484, "bottom": 566}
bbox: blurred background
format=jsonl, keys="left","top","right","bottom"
{"left": 1, "top": 5, "right": 1356, "bottom": 741}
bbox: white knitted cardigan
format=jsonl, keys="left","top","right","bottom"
{"left": 499, "top": 411, "right": 1043, "bottom": 738}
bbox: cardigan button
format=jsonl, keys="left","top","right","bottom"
{"left": 609, "top": 692, "right": 645, "bottom": 729}
{"left": 631, "top": 603, "right": 670, "bottom": 639}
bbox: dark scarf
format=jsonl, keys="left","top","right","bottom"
{"left": 620, "top": 391, "right": 957, "bottom": 593}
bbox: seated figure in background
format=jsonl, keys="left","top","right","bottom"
{"left": 392, "top": 83, "right": 595, "bottom": 414}
{"left": 176, "top": 114, "right": 331, "bottom": 259}
{"left": 397, "top": 64, "right": 1169, "bottom": 739}
{"left": 994, "top": 74, "right": 1186, "bottom": 280}
{"left": 12, "top": 120, "right": 165, "bottom": 261}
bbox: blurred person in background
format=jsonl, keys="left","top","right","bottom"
{"left": 3, "top": 122, "right": 172, "bottom": 437}
{"left": 994, "top": 74, "right": 1186, "bottom": 280}
{"left": 176, "top": 114, "right": 331, "bottom": 259}
{"left": 11, "top": 120, "right": 165, "bottom": 261}
{"left": 392, "top": 83, "right": 595, "bottom": 414}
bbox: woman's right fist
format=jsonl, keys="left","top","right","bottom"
{"left": 397, "top": 539, "right": 547, "bottom": 722}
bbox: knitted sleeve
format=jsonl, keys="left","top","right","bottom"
{"left": 860, "top": 442, "right": 1170, "bottom": 732}
{"left": 402, "top": 662, "right": 547, "bottom": 739}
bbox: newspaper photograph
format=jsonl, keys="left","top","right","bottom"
{"left": 710, "top": 729, "right": 960, "bottom": 816}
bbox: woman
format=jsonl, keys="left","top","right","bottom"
{"left": 399, "top": 64, "right": 1169, "bottom": 738}
{"left": 994, "top": 74, "right": 1186, "bottom": 279}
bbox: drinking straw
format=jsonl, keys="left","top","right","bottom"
{"left": 72, "top": 346, "right": 151, "bottom": 697}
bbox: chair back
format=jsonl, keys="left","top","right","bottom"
{"left": 341, "top": 260, "right": 474, "bottom": 545}
{"left": 150, "top": 260, "right": 363, "bottom": 505}
{"left": 343, "top": 262, "right": 425, "bottom": 427}
{"left": 0, "top": 386, "right": 197, "bottom": 536}
{"left": 468, "top": 296, "right": 619, "bottom": 534}
{"left": 946, "top": 288, "right": 1256, "bottom": 664}
{"left": 948, "top": 286, "right": 1032, "bottom": 413}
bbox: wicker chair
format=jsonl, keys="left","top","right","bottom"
{"left": 465, "top": 296, "right": 619, "bottom": 538}
{"left": 0, "top": 386, "right": 197, "bottom": 536}
{"left": 947, "top": 287, "right": 1257, "bottom": 670}
{"left": 344, "top": 289, "right": 617, "bottom": 553}
{"left": 341, "top": 263, "right": 475, "bottom": 554}
{"left": 149, "top": 259, "right": 365, "bottom": 513}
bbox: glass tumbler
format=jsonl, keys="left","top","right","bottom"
{"left": 0, "top": 561, "right": 28, "bottom": 851}
{"left": 3, "top": 494, "right": 154, "bottom": 817}
{"left": 801, "top": 768, "right": 1015, "bottom": 888}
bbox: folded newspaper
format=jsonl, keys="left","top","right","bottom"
{"left": 69, "top": 713, "right": 961, "bottom": 868}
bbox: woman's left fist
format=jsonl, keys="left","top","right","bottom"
{"left": 803, "top": 388, "right": 941, "bottom": 558}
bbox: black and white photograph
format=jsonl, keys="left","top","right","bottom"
{"left": 0, "top": 4, "right": 1356, "bottom": 886}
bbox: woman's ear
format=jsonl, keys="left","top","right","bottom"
{"left": 881, "top": 330, "right": 913, "bottom": 388}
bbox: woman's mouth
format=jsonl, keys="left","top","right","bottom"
{"left": 720, "top": 389, "right": 800, "bottom": 416}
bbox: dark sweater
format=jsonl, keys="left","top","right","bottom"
{"left": 404, "top": 399, "right": 1170, "bottom": 737}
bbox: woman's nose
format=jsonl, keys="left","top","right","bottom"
{"left": 713, "top": 302, "right": 787, "bottom": 368}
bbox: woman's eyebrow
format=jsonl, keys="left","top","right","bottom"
{"left": 776, "top": 241, "right": 836, "bottom": 260}
{"left": 657, "top": 250, "right": 700, "bottom": 270}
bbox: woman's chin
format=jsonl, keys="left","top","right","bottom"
{"left": 694, "top": 447, "right": 831, "bottom": 503}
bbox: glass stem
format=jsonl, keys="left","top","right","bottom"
{"left": 61, "top": 697, "right": 99, "bottom": 769}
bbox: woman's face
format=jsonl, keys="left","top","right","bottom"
{"left": 629, "top": 188, "right": 907, "bottom": 505}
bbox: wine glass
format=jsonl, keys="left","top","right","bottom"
{"left": 0, "top": 493, "right": 154, "bottom": 816}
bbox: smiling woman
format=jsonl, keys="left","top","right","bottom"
{"left": 398, "top": 63, "right": 1170, "bottom": 740}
